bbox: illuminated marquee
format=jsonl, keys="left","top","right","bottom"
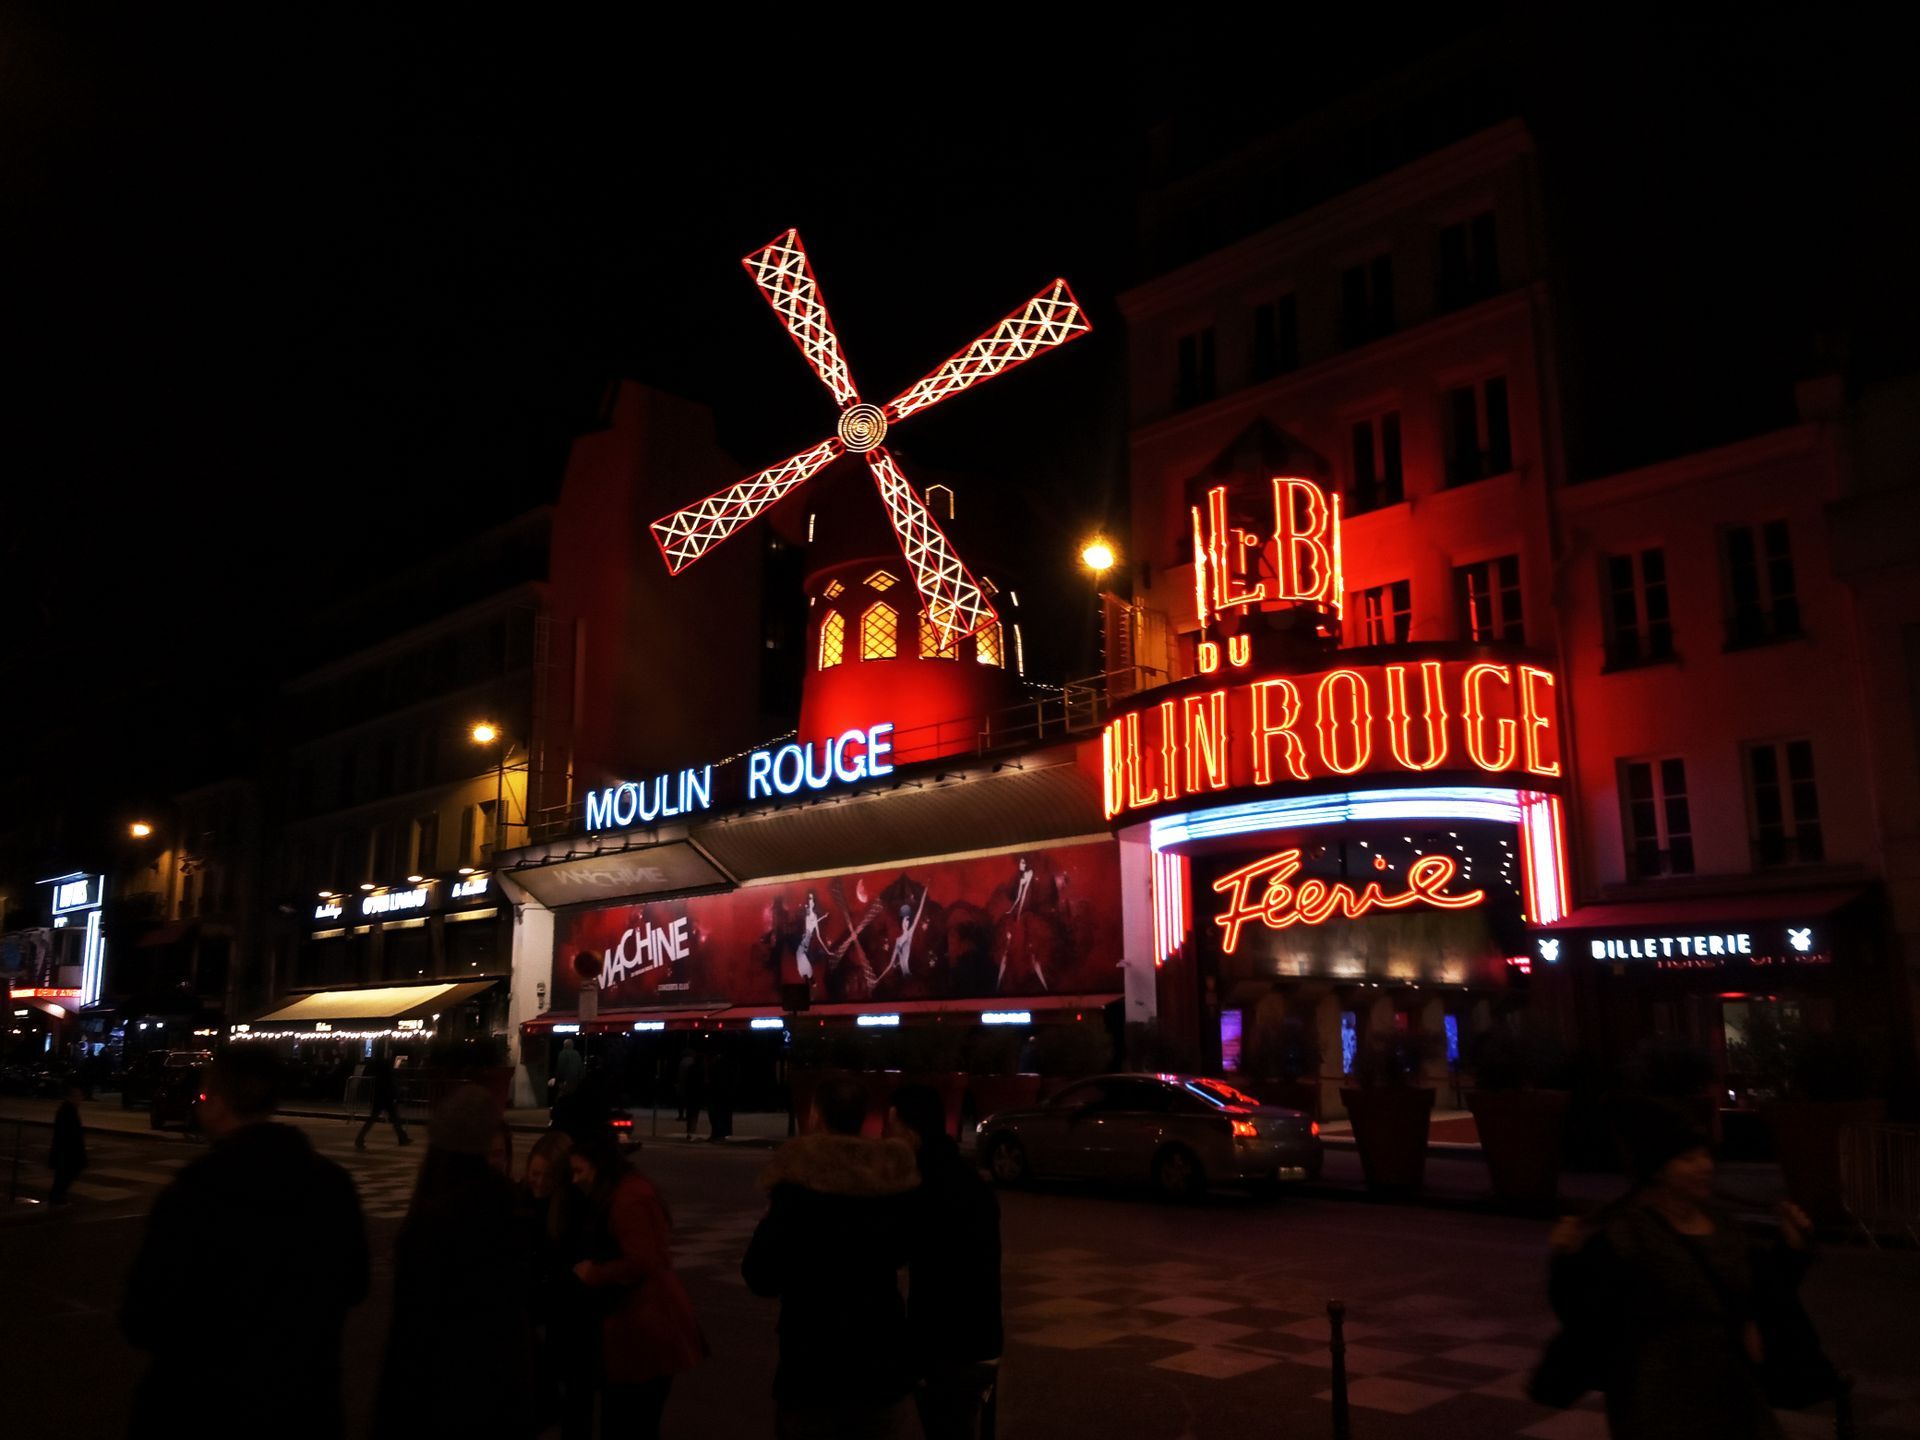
{"left": 649, "top": 229, "right": 1089, "bottom": 647}
{"left": 1211, "top": 847, "right": 1486, "bottom": 953}
{"left": 1102, "top": 656, "right": 1562, "bottom": 820}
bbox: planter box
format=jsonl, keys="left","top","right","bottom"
{"left": 1767, "top": 1098, "right": 1887, "bottom": 1225}
{"left": 1467, "top": 1090, "right": 1569, "bottom": 1209}
{"left": 1340, "top": 1087, "right": 1436, "bottom": 1194}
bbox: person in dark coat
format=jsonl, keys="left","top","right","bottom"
{"left": 570, "top": 1127, "right": 708, "bottom": 1439}
{"left": 355, "top": 1046, "right": 410, "bottom": 1150}
{"left": 517, "top": 1129, "right": 595, "bottom": 1440}
{"left": 49, "top": 1082, "right": 87, "bottom": 1204}
{"left": 743, "top": 1070, "right": 920, "bottom": 1439}
{"left": 1544, "top": 1098, "right": 1814, "bottom": 1440}
{"left": 888, "top": 1084, "right": 1003, "bottom": 1440}
{"left": 122, "top": 1048, "right": 369, "bottom": 1440}
{"left": 374, "top": 1085, "right": 537, "bottom": 1440}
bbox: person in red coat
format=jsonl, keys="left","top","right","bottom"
{"left": 570, "top": 1128, "right": 709, "bottom": 1438}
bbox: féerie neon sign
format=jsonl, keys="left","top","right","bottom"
{"left": 1210, "top": 848, "right": 1486, "bottom": 953}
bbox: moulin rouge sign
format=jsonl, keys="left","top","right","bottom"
{"left": 1102, "top": 655, "right": 1562, "bottom": 819}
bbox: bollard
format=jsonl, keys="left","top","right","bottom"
{"left": 1327, "top": 1299, "right": 1350, "bottom": 1440}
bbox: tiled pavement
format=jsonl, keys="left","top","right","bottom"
{"left": 996, "top": 1246, "right": 1917, "bottom": 1438}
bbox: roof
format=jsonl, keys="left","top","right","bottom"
{"left": 1545, "top": 886, "right": 1867, "bottom": 931}
{"left": 251, "top": 980, "right": 496, "bottom": 1025}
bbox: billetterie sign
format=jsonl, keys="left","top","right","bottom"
{"left": 585, "top": 722, "right": 896, "bottom": 833}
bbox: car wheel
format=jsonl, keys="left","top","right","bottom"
{"left": 986, "top": 1135, "right": 1029, "bottom": 1186}
{"left": 1152, "top": 1145, "right": 1205, "bottom": 1202}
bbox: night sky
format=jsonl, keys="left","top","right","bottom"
{"left": 5, "top": 11, "right": 1915, "bottom": 878}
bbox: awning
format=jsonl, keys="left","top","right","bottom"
{"left": 1544, "top": 887, "right": 1866, "bottom": 930}
{"left": 521, "top": 1006, "right": 725, "bottom": 1034}
{"left": 251, "top": 980, "right": 497, "bottom": 1026}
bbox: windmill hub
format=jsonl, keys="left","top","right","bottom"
{"left": 837, "top": 403, "right": 888, "bottom": 452}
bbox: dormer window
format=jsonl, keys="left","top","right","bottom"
{"left": 865, "top": 571, "right": 898, "bottom": 592}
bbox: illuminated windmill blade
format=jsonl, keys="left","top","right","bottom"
{"left": 885, "top": 279, "right": 1091, "bottom": 422}
{"left": 742, "top": 229, "right": 861, "bottom": 407}
{"left": 865, "top": 447, "right": 998, "bottom": 645}
{"left": 650, "top": 437, "right": 844, "bottom": 573}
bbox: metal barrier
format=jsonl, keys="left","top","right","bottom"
{"left": 1839, "top": 1122, "right": 1920, "bottom": 1247}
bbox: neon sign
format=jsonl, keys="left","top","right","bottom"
{"left": 586, "top": 766, "right": 715, "bottom": 831}
{"left": 1102, "top": 657, "right": 1562, "bottom": 820}
{"left": 49, "top": 875, "right": 102, "bottom": 914}
{"left": 748, "top": 724, "right": 895, "bottom": 799}
{"left": 313, "top": 900, "right": 344, "bottom": 921}
{"left": 1210, "top": 847, "right": 1486, "bottom": 954}
{"left": 649, "top": 229, "right": 1089, "bottom": 647}
{"left": 1193, "top": 478, "right": 1342, "bottom": 631}
{"left": 450, "top": 874, "right": 490, "bottom": 899}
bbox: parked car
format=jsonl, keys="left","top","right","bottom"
{"left": 148, "top": 1051, "right": 213, "bottom": 1132}
{"left": 976, "top": 1072, "right": 1323, "bottom": 1201}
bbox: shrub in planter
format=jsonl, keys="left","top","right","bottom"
{"left": 1465, "top": 1026, "right": 1571, "bottom": 1208}
{"left": 1340, "top": 1033, "right": 1441, "bottom": 1194}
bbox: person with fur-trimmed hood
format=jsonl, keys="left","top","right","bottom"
{"left": 743, "top": 1070, "right": 921, "bottom": 1439}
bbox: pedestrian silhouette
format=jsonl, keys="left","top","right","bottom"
{"left": 517, "top": 1130, "right": 595, "bottom": 1440}
{"left": 570, "top": 1126, "right": 708, "bottom": 1440}
{"left": 49, "top": 1081, "right": 86, "bottom": 1204}
{"left": 121, "top": 1048, "right": 369, "bottom": 1440}
{"left": 355, "top": 1045, "right": 411, "bottom": 1150}
{"left": 553, "top": 1036, "right": 585, "bottom": 1099}
{"left": 889, "top": 1084, "right": 1003, "bottom": 1439}
{"left": 743, "top": 1070, "right": 919, "bottom": 1438}
{"left": 374, "top": 1084, "right": 537, "bottom": 1440}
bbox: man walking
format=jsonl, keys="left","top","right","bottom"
{"left": 49, "top": 1081, "right": 87, "bottom": 1204}
{"left": 356, "top": 1045, "right": 410, "bottom": 1150}
{"left": 123, "top": 1048, "right": 370, "bottom": 1440}
{"left": 743, "top": 1071, "right": 919, "bottom": 1438}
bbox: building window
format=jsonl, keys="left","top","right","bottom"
{"left": 1250, "top": 295, "right": 1298, "bottom": 380}
{"left": 1349, "top": 412, "right": 1404, "bottom": 513}
{"left": 860, "top": 603, "right": 899, "bottom": 661}
{"left": 818, "top": 611, "right": 845, "bottom": 670}
{"left": 370, "top": 823, "right": 395, "bottom": 881}
{"left": 976, "top": 622, "right": 1004, "bottom": 667}
{"left": 822, "top": 579, "right": 845, "bottom": 599}
{"left": 1455, "top": 555, "right": 1524, "bottom": 643}
{"left": 1351, "top": 580, "right": 1412, "bottom": 646}
{"left": 1604, "top": 549, "right": 1674, "bottom": 668}
{"left": 918, "top": 618, "right": 958, "bottom": 659}
{"left": 1724, "top": 521, "right": 1801, "bottom": 647}
{"left": 1436, "top": 211, "right": 1499, "bottom": 311}
{"left": 1340, "top": 254, "right": 1394, "bottom": 347}
{"left": 865, "top": 570, "right": 898, "bottom": 592}
{"left": 1176, "top": 327, "right": 1216, "bottom": 408}
{"left": 412, "top": 813, "right": 439, "bottom": 873}
{"left": 1621, "top": 758, "right": 1695, "bottom": 878}
{"left": 1443, "top": 376, "right": 1512, "bottom": 486}
{"left": 1746, "top": 739, "right": 1823, "bottom": 866}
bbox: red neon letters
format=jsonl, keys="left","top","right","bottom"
{"left": 1190, "top": 477, "right": 1343, "bottom": 628}
{"left": 1102, "top": 657, "right": 1563, "bottom": 818}
{"left": 1211, "top": 848, "right": 1487, "bottom": 954}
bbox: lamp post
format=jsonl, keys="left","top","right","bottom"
{"left": 1080, "top": 537, "right": 1117, "bottom": 678}
{"left": 469, "top": 722, "right": 507, "bottom": 858}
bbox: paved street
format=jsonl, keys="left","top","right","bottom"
{"left": 3, "top": 1114, "right": 1917, "bottom": 1439}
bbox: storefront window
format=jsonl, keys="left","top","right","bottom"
{"left": 444, "top": 915, "right": 502, "bottom": 977}
{"left": 382, "top": 922, "right": 431, "bottom": 981}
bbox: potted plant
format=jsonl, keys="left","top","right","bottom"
{"left": 1465, "top": 1025, "right": 1571, "bottom": 1210}
{"left": 1340, "top": 1031, "right": 1441, "bottom": 1195}
{"left": 1753, "top": 1027, "right": 1884, "bottom": 1226}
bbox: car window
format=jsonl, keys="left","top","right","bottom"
{"left": 1098, "top": 1079, "right": 1176, "bottom": 1113}
{"left": 1050, "top": 1081, "right": 1108, "bottom": 1111}
{"left": 1183, "top": 1077, "right": 1262, "bottom": 1109}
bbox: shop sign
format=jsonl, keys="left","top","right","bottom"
{"left": 361, "top": 887, "right": 428, "bottom": 917}
{"left": 1540, "top": 923, "right": 1831, "bottom": 971}
{"left": 586, "top": 766, "right": 715, "bottom": 831}
{"left": 1103, "top": 654, "right": 1562, "bottom": 820}
{"left": 450, "top": 874, "right": 490, "bottom": 899}
{"left": 1211, "top": 846, "right": 1486, "bottom": 954}
{"left": 47, "top": 874, "right": 103, "bottom": 914}
{"left": 314, "top": 900, "right": 344, "bottom": 921}
{"left": 9, "top": 987, "right": 81, "bottom": 1000}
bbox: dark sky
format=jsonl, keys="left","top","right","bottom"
{"left": 5, "top": 10, "right": 1914, "bottom": 873}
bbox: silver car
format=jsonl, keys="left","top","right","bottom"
{"left": 976, "top": 1072, "right": 1323, "bottom": 1201}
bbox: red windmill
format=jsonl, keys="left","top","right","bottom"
{"left": 650, "top": 230, "right": 1090, "bottom": 646}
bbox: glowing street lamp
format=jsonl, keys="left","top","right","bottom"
{"left": 469, "top": 722, "right": 500, "bottom": 746}
{"left": 1081, "top": 539, "right": 1116, "bottom": 575}
{"left": 129, "top": 821, "right": 154, "bottom": 839}
{"left": 470, "top": 722, "right": 510, "bottom": 857}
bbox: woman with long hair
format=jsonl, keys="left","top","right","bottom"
{"left": 569, "top": 1128, "right": 708, "bottom": 1439}
{"left": 374, "top": 1085, "right": 536, "bottom": 1440}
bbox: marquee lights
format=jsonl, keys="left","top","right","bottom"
{"left": 981, "top": 1011, "right": 1032, "bottom": 1026}
{"left": 649, "top": 230, "right": 1089, "bottom": 647}
{"left": 1103, "top": 658, "right": 1562, "bottom": 820}
{"left": 1210, "top": 847, "right": 1486, "bottom": 954}
{"left": 856, "top": 1013, "right": 902, "bottom": 1028}
{"left": 632, "top": 1020, "right": 667, "bottom": 1032}
{"left": 749, "top": 1016, "right": 787, "bottom": 1030}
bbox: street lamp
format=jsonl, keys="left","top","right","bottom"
{"left": 1079, "top": 538, "right": 1118, "bottom": 678}
{"left": 1080, "top": 538, "right": 1116, "bottom": 575}
{"left": 470, "top": 721, "right": 508, "bottom": 857}
{"left": 129, "top": 821, "right": 153, "bottom": 838}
